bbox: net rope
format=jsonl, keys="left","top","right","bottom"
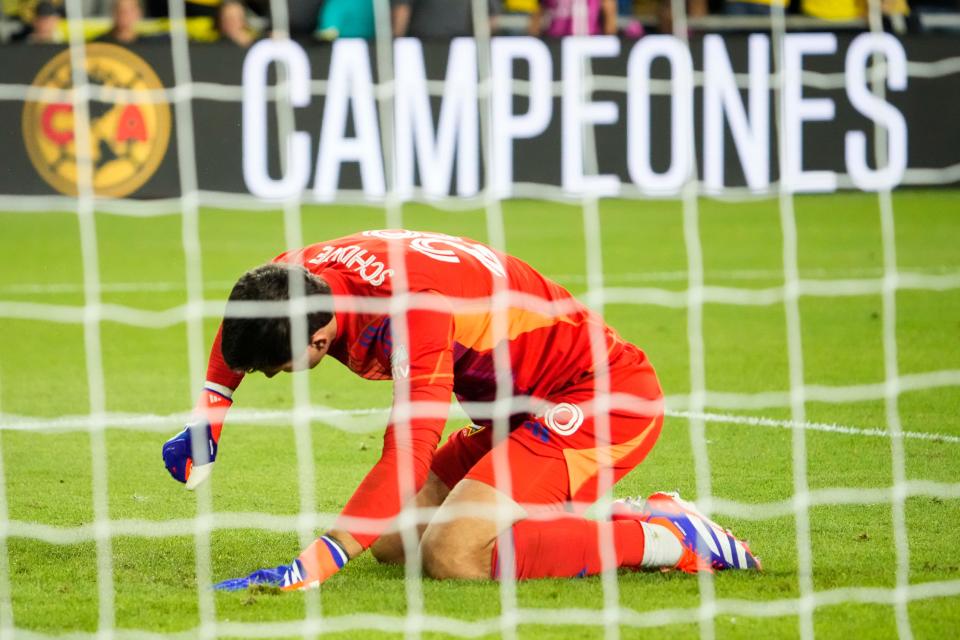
{"left": 865, "top": 3, "right": 913, "bottom": 636}
{"left": 0, "top": 0, "right": 958, "bottom": 637}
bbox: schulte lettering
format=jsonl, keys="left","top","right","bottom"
{"left": 307, "top": 245, "right": 395, "bottom": 287}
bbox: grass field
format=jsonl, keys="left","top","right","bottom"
{"left": 0, "top": 191, "right": 958, "bottom": 639}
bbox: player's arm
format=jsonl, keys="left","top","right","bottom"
{"left": 391, "top": 0, "right": 411, "bottom": 37}
{"left": 162, "top": 324, "right": 245, "bottom": 489}
{"left": 528, "top": 5, "right": 543, "bottom": 36}
{"left": 215, "top": 296, "right": 456, "bottom": 591}
{"left": 601, "top": 0, "right": 618, "bottom": 35}
{"left": 327, "top": 346, "right": 455, "bottom": 552}
{"left": 273, "top": 373, "right": 451, "bottom": 591}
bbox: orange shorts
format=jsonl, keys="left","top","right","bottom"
{"left": 430, "top": 346, "right": 663, "bottom": 511}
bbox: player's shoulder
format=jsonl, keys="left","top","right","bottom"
{"left": 271, "top": 229, "right": 525, "bottom": 295}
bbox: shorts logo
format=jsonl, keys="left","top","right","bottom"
{"left": 22, "top": 43, "right": 171, "bottom": 197}
{"left": 462, "top": 425, "right": 486, "bottom": 437}
{"left": 390, "top": 343, "right": 410, "bottom": 379}
{"left": 543, "top": 402, "right": 584, "bottom": 437}
{"left": 522, "top": 420, "right": 550, "bottom": 443}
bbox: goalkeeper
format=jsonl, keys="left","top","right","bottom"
{"left": 162, "top": 230, "right": 759, "bottom": 588}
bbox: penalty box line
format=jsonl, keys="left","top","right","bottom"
{"left": 0, "top": 405, "right": 958, "bottom": 445}
{"left": 666, "top": 409, "right": 960, "bottom": 445}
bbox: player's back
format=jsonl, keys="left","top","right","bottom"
{"left": 277, "top": 230, "right": 630, "bottom": 406}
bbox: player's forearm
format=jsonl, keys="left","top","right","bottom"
{"left": 528, "top": 8, "right": 543, "bottom": 36}
{"left": 335, "top": 381, "right": 448, "bottom": 548}
{"left": 392, "top": 4, "right": 411, "bottom": 37}
{"left": 334, "top": 302, "right": 454, "bottom": 549}
{"left": 602, "top": 0, "right": 618, "bottom": 34}
{"left": 206, "top": 324, "right": 245, "bottom": 392}
{"left": 162, "top": 325, "right": 243, "bottom": 489}
{"left": 689, "top": 0, "right": 708, "bottom": 18}
{"left": 335, "top": 429, "right": 438, "bottom": 548}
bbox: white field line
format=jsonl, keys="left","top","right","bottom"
{"left": 1, "top": 404, "right": 957, "bottom": 445}
{"left": 2, "top": 266, "right": 959, "bottom": 296}
{"left": 671, "top": 409, "right": 960, "bottom": 444}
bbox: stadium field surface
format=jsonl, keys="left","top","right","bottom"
{"left": 0, "top": 191, "right": 958, "bottom": 638}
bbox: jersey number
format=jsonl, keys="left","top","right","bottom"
{"left": 362, "top": 230, "right": 506, "bottom": 278}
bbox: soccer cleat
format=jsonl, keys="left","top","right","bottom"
{"left": 213, "top": 535, "right": 348, "bottom": 592}
{"left": 212, "top": 562, "right": 300, "bottom": 591}
{"left": 212, "top": 558, "right": 323, "bottom": 592}
{"left": 612, "top": 491, "right": 761, "bottom": 573}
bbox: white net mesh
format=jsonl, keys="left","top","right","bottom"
{"left": 0, "top": 0, "right": 959, "bottom": 638}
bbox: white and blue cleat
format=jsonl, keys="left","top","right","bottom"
{"left": 213, "top": 560, "right": 305, "bottom": 591}
{"left": 612, "top": 491, "right": 761, "bottom": 573}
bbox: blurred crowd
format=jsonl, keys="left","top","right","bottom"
{"left": 3, "top": 0, "right": 956, "bottom": 45}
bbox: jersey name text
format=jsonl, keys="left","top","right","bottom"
{"left": 308, "top": 245, "right": 394, "bottom": 286}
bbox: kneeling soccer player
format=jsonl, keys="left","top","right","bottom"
{"left": 162, "top": 229, "right": 759, "bottom": 589}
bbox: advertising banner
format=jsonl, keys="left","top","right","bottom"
{"left": 2, "top": 34, "right": 957, "bottom": 199}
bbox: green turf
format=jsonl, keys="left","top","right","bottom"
{"left": 1, "top": 191, "right": 959, "bottom": 638}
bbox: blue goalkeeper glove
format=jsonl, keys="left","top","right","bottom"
{"left": 213, "top": 535, "right": 349, "bottom": 591}
{"left": 162, "top": 387, "right": 232, "bottom": 490}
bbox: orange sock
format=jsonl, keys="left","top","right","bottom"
{"left": 492, "top": 516, "right": 645, "bottom": 579}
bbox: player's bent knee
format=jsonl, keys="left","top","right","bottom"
{"left": 421, "top": 522, "right": 492, "bottom": 580}
{"left": 370, "top": 534, "right": 404, "bottom": 565}
{"left": 421, "top": 540, "right": 476, "bottom": 580}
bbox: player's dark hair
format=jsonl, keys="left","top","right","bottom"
{"left": 221, "top": 264, "right": 333, "bottom": 372}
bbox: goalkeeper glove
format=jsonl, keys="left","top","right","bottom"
{"left": 162, "top": 387, "right": 232, "bottom": 490}
{"left": 213, "top": 535, "right": 349, "bottom": 591}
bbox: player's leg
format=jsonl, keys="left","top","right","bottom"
{"left": 418, "top": 475, "right": 659, "bottom": 580}
{"left": 503, "top": 410, "right": 674, "bottom": 579}
{"left": 419, "top": 399, "right": 668, "bottom": 580}
{"left": 368, "top": 471, "right": 450, "bottom": 564}
{"left": 370, "top": 424, "right": 493, "bottom": 565}
{"left": 518, "top": 411, "right": 760, "bottom": 575}
{"left": 418, "top": 428, "right": 670, "bottom": 580}
{"left": 419, "top": 478, "right": 525, "bottom": 579}
{"left": 420, "top": 349, "right": 684, "bottom": 580}
{"left": 488, "top": 385, "right": 758, "bottom": 575}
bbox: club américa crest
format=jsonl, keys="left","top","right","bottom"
{"left": 22, "top": 44, "right": 171, "bottom": 197}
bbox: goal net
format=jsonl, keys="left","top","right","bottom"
{"left": 0, "top": 0, "right": 959, "bottom": 638}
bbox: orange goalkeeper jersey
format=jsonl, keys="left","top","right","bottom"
{"left": 205, "top": 230, "right": 642, "bottom": 546}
